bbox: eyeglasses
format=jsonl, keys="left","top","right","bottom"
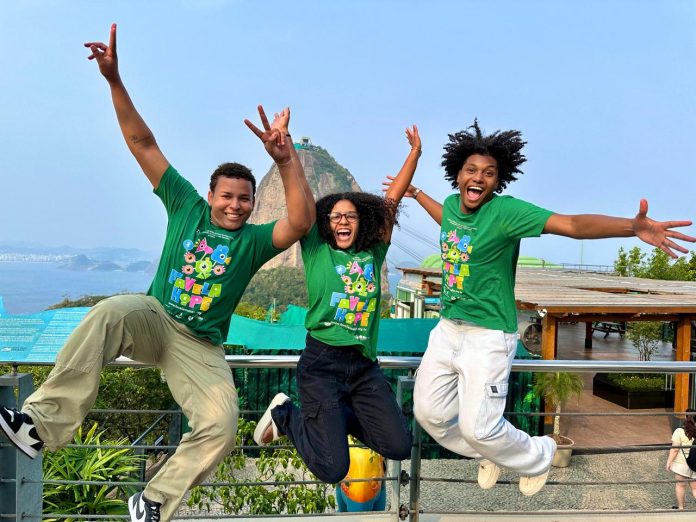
{"left": 328, "top": 212, "right": 359, "bottom": 223}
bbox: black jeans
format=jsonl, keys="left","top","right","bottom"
{"left": 272, "top": 335, "right": 412, "bottom": 484}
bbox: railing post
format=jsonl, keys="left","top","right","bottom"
{"left": 395, "top": 375, "right": 421, "bottom": 522}
{"left": 1, "top": 373, "right": 42, "bottom": 522}
{"left": 395, "top": 376, "right": 415, "bottom": 520}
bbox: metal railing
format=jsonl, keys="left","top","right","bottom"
{"left": 2, "top": 358, "right": 696, "bottom": 521}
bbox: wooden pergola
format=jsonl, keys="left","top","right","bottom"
{"left": 397, "top": 266, "right": 696, "bottom": 413}
{"left": 515, "top": 268, "right": 696, "bottom": 413}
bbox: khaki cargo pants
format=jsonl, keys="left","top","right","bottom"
{"left": 23, "top": 294, "right": 239, "bottom": 521}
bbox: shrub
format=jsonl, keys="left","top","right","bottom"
{"left": 606, "top": 373, "right": 666, "bottom": 391}
{"left": 42, "top": 423, "right": 143, "bottom": 522}
{"left": 187, "top": 417, "right": 335, "bottom": 515}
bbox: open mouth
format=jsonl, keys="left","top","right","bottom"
{"left": 336, "top": 228, "right": 353, "bottom": 241}
{"left": 466, "top": 186, "right": 484, "bottom": 202}
{"left": 336, "top": 228, "right": 352, "bottom": 241}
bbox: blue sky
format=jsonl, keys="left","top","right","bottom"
{"left": 2, "top": 0, "right": 696, "bottom": 269}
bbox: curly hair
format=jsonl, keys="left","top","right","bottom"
{"left": 209, "top": 162, "right": 256, "bottom": 195}
{"left": 441, "top": 119, "right": 527, "bottom": 193}
{"left": 684, "top": 409, "right": 696, "bottom": 440}
{"left": 316, "top": 192, "right": 397, "bottom": 252}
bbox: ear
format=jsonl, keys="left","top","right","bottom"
{"left": 207, "top": 190, "right": 214, "bottom": 206}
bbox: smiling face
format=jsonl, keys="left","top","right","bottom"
{"left": 456, "top": 153, "right": 499, "bottom": 214}
{"left": 329, "top": 199, "right": 359, "bottom": 250}
{"left": 207, "top": 176, "right": 255, "bottom": 230}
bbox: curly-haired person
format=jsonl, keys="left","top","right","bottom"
{"left": 385, "top": 119, "right": 695, "bottom": 496}
{"left": 253, "top": 126, "right": 422, "bottom": 484}
{"left": 666, "top": 409, "right": 696, "bottom": 509}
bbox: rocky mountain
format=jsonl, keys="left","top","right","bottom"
{"left": 248, "top": 139, "right": 391, "bottom": 293}
{"left": 249, "top": 140, "right": 362, "bottom": 269}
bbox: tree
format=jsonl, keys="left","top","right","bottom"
{"left": 626, "top": 321, "right": 663, "bottom": 362}
{"left": 614, "top": 246, "right": 696, "bottom": 281}
{"left": 241, "top": 267, "right": 308, "bottom": 309}
{"left": 532, "top": 372, "right": 584, "bottom": 442}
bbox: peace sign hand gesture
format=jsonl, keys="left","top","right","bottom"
{"left": 84, "top": 23, "right": 120, "bottom": 83}
{"left": 245, "top": 105, "right": 292, "bottom": 165}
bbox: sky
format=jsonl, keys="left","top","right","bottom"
{"left": 2, "top": 0, "right": 696, "bottom": 270}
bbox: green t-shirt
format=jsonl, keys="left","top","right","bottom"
{"left": 439, "top": 193, "right": 553, "bottom": 332}
{"left": 301, "top": 224, "right": 389, "bottom": 361}
{"left": 148, "top": 166, "right": 282, "bottom": 344}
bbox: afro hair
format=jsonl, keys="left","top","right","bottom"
{"left": 442, "top": 119, "right": 527, "bottom": 193}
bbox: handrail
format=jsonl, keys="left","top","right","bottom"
{"left": 3, "top": 358, "right": 696, "bottom": 521}
{"left": 7, "top": 356, "right": 696, "bottom": 372}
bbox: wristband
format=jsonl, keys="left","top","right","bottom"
{"left": 412, "top": 188, "right": 422, "bottom": 198}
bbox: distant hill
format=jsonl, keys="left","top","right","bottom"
{"left": 0, "top": 242, "right": 156, "bottom": 272}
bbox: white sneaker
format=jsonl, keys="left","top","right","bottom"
{"left": 519, "top": 467, "right": 551, "bottom": 496}
{"left": 477, "top": 459, "right": 502, "bottom": 489}
{"left": 253, "top": 393, "right": 290, "bottom": 446}
{"left": 519, "top": 437, "right": 556, "bottom": 496}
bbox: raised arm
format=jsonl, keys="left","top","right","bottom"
{"left": 85, "top": 24, "right": 169, "bottom": 188}
{"left": 245, "top": 106, "right": 314, "bottom": 249}
{"left": 544, "top": 199, "right": 696, "bottom": 258}
{"left": 381, "top": 125, "right": 422, "bottom": 242}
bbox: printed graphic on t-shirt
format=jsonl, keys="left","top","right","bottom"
{"left": 165, "top": 233, "right": 232, "bottom": 321}
{"left": 441, "top": 227, "right": 474, "bottom": 292}
{"left": 326, "top": 258, "right": 378, "bottom": 339}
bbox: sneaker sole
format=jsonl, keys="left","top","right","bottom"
{"left": 478, "top": 461, "right": 502, "bottom": 489}
{"left": 0, "top": 413, "right": 38, "bottom": 459}
{"left": 253, "top": 393, "right": 289, "bottom": 446}
{"left": 519, "top": 468, "right": 550, "bottom": 496}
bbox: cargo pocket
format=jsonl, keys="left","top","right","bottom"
{"left": 474, "top": 381, "right": 508, "bottom": 440}
{"left": 301, "top": 400, "right": 337, "bottom": 466}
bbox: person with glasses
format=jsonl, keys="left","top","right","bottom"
{"left": 253, "top": 126, "right": 421, "bottom": 485}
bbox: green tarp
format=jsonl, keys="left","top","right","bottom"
{"left": 226, "top": 306, "right": 438, "bottom": 354}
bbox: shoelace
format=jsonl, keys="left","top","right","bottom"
{"left": 149, "top": 504, "right": 160, "bottom": 522}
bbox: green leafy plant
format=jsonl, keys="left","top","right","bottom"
{"left": 606, "top": 373, "right": 665, "bottom": 391}
{"left": 187, "top": 417, "right": 335, "bottom": 515}
{"left": 626, "top": 321, "right": 663, "bottom": 362}
{"left": 532, "top": 372, "right": 584, "bottom": 443}
{"left": 42, "top": 423, "right": 143, "bottom": 522}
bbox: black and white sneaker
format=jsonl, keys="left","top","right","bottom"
{"left": 0, "top": 406, "right": 44, "bottom": 458}
{"left": 128, "top": 491, "right": 161, "bottom": 522}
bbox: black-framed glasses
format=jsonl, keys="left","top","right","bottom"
{"left": 328, "top": 212, "right": 359, "bottom": 223}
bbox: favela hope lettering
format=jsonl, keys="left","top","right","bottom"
{"left": 330, "top": 292, "right": 377, "bottom": 326}
{"left": 168, "top": 269, "right": 222, "bottom": 311}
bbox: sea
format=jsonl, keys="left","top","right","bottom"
{"left": 1, "top": 262, "right": 153, "bottom": 315}
{"left": 1, "top": 262, "right": 404, "bottom": 316}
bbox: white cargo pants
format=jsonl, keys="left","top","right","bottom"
{"left": 414, "top": 318, "right": 554, "bottom": 476}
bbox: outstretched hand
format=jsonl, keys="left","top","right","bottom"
{"left": 84, "top": 23, "right": 119, "bottom": 82}
{"left": 245, "top": 105, "right": 292, "bottom": 164}
{"left": 633, "top": 199, "right": 696, "bottom": 258}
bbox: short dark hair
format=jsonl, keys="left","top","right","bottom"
{"left": 442, "top": 119, "right": 527, "bottom": 193}
{"left": 316, "top": 192, "right": 396, "bottom": 252}
{"left": 209, "top": 162, "right": 256, "bottom": 195}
